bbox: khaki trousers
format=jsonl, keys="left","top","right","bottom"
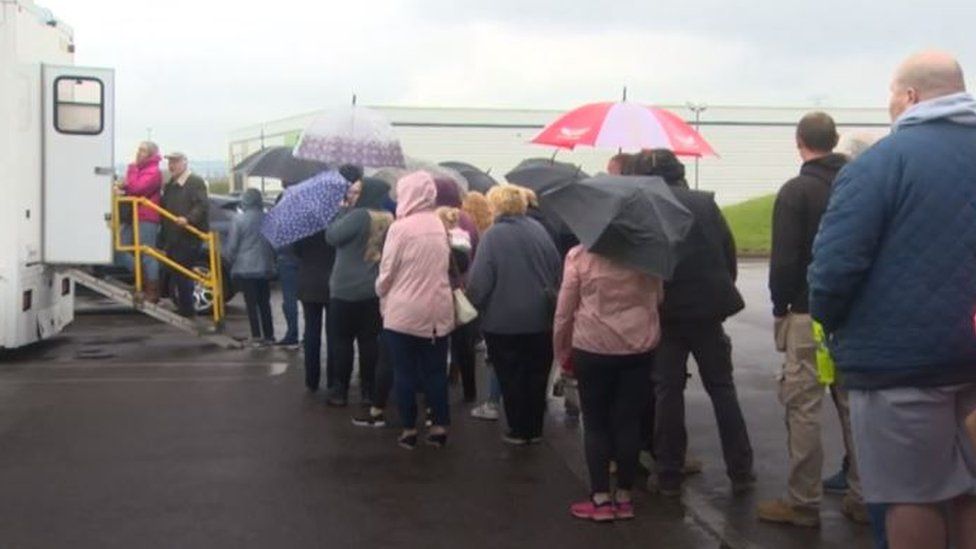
{"left": 776, "top": 313, "right": 863, "bottom": 510}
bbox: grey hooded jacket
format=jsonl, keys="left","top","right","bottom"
{"left": 223, "top": 189, "right": 276, "bottom": 279}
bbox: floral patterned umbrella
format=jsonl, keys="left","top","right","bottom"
{"left": 260, "top": 169, "right": 349, "bottom": 248}
{"left": 293, "top": 106, "right": 406, "bottom": 168}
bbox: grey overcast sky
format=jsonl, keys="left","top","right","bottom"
{"left": 41, "top": 0, "right": 976, "bottom": 161}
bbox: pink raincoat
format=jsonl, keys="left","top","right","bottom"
{"left": 553, "top": 245, "right": 664, "bottom": 368}
{"left": 376, "top": 172, "right": 455, "bottom": 339}
{"left": 123, "top": 153, "right": 163, "bottom": 223}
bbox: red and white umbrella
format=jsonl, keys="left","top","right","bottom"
{"left": 531, "top": 101, "right": 717, "bottom": 157}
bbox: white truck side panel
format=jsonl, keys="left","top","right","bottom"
{"left": 0, "top": 0, "right": 76, "bottom": 350}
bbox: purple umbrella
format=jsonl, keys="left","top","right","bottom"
{"left": 261, "top": 170, "right": 349, "bottom": 248}
{"left": 293, "top": 106, "right": 406, "bottom": 168}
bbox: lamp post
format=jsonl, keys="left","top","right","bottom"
{"left": 259, "top": 126, "right": 266, "bottom": 194}
{"left": 686, "top": 102, "right": 708, "bottom": 189}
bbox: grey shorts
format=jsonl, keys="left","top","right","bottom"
{"left": 849, "top": 383, "right": 976, "bottom": 503}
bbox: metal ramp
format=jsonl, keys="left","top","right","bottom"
{"left": 64, "top": 268, "right": 242, "bottom": 349}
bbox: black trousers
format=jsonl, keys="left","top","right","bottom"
{"left": 166, "top": 242, "right": 199, "bottom": 317}
{"left": 330, "top": 298, "right": 382, "bottom": 400}
{"left": 301, "top": 301, "right": 335, "bottom": 391}
{"left": 237, "top": 277, "right": 274, "bottom": 340}
{"left": 373, "top": 334, "right": 394, "bottom": 409}
{"left": 652, "top": 320, "right": 754, "bottom": 483}
{"left": 575, "top": 349, "right": 653, "bottom": 493}
{"left": 484, "top": 332, "right": 553, "bottom": 439}
{"left": 450, "top": 321, "right": 478, "bottom": 402}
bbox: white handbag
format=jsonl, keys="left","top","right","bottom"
{"left": 453, "top": 288, "right": 478, "bottom": 325}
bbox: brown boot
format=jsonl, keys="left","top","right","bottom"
{"left": 144, "top": 280, "right": 160, "bottom": 304}
{"left": 841, "top": 494, "right": 871, "bottom": 525}
{"left": 757, "top": 499, "right": 820, "bottom": 528}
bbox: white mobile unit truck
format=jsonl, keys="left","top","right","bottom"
{"left": 0, "top": 0, "right": 115, "bottom": 349}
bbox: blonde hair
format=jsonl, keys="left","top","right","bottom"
{"left": 462, "top": 191, "right": 493, "bottom": 234}
{"left": 486, "top": 185, "right": 527, "bottom": 218}
{"left": 515, "top": 186, "right": 539, "bottom": 208}
{"left": 436, "top": 206, "right": 460, "bottom": 230}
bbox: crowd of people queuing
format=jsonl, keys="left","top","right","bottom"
{"left": 112, "top": 50, "right": 976, "bottom": 548}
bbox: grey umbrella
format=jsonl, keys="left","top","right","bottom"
{"left": 368, "top": 157, "right": 468, "bottom": 199}
{"left": 539, "top": 175, "right": 694, "bottom": 279}
{"left": 234, "top": 146, "right": 329, "bottom": 184}
{"left": 506, "top": 158, "right": 590, "bottom": 237}
{"left": 439, "top": 161, "right": 498, "bottom": 193}
{"left": 505, "top": 158, "right": 589, "bottom": 194}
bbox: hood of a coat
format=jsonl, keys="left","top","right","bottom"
{"left": 136, "top": 153, "right": 162, "bottom": 170}
{"left": 356, "top": 177, "right": 391, "bottom": 210}
{"left": 895, "top": 92, "right": 976, "bottom": 132}
{"left": 396, "top": 171, "right": 437, "bottom": 218}
{"left": 241, "top": 188, "right": 264, "bottom": 210}
{"left": 434, "top": 177, "right": 463, "bottom": 208}
{"left": 800, "top": 153, "right": 848, "bottom": 185}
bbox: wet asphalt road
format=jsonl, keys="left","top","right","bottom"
{"left": 0, "top": 261, "right": 873, "bottom": 548}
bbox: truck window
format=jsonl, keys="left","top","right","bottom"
{"left": 54, "top": 77, "right": 104, "bottom": 135}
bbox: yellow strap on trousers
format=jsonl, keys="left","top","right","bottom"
{"left": 812, "top": 320, "right": 836, "bottom": 385}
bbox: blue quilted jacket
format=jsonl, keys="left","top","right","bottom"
{"left": 809, "top": 94, "right": 976, "bottom": 389}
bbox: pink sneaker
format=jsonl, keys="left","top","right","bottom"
{"left": 570, "top": 500, "right": 615, "bottom": 522}
{"left": 614, "top": 500, "right": 635, "bottom": 520}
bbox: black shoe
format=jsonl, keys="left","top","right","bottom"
{"left": 502, "top": 432, "right": 529, "bottom": 446}
{"left": 352, "top": 408, "right": 386, "bottom": 428}
{"left": 276, "top": 337, "right": 300, "bottom": 349}
{"left": 398, "top": 432, "right": 418, "bottom": 450}
{"left": 326, "top": 393, "right": 348, "bottom": 407}
{"left": 426, "top": 432, "right": 448, "bottom": 448}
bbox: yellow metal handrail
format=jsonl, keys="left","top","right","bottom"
{"left": 112, "top": 194, "right": 225, "bottom": 325}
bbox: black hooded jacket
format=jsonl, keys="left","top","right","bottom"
{"left": 769, "top": 153, "right": 847, "bottom": 316}
{"left": 661, "top": 187, "right": 744, "bottom": 323}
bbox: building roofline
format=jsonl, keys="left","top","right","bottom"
{"left": 230, "top": 101, "right": 887, "bottom": 135}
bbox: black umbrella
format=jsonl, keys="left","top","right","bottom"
{"left": 539, "top": 175, "right": 694, "bottom": 279}
{"left": 505, "top": 158, "right": 589, "bottom": 194}
{"left": 234, "top": 146, "right": 329, "bottom": 184}
{"left": 439, "top": 161, "right": 498, "bottom": 193}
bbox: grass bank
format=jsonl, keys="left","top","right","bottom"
{"left": 722, "top": 194, "right": 774, "bottom": 256}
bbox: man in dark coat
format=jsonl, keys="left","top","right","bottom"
{"left": 759, "top": 112, "right": 868, "bottom": 528}
{"left": 160, "top": 152, "right": 209, "bottom": 317}
{"left": 627, "top": 149, "right": 755, "bottom": 497}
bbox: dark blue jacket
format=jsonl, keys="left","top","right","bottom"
{"left": 809, "top": 118, "right": 976, "bottom": 390}
{"left": 466, "top": 215, "right": 563, "bottom": 335}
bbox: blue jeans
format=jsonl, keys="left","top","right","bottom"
{"left": 868, "top": 504, "right": 888, "bottom": 549}
{"left": 116, "top": 221, "right": 160, "bottom": 280}
{"left": 278, "top": 256, "right": 299, "bottom": 341}
{"left": 385, "top": 330, "right": 450, "bottom": 429}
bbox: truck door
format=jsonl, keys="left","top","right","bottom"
{"left": 42, "top": 65, "right": 115, "bottom": 264}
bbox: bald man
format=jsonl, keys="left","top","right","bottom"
{"left": 809, "top": 51, "right": 976, "bottom": 549}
